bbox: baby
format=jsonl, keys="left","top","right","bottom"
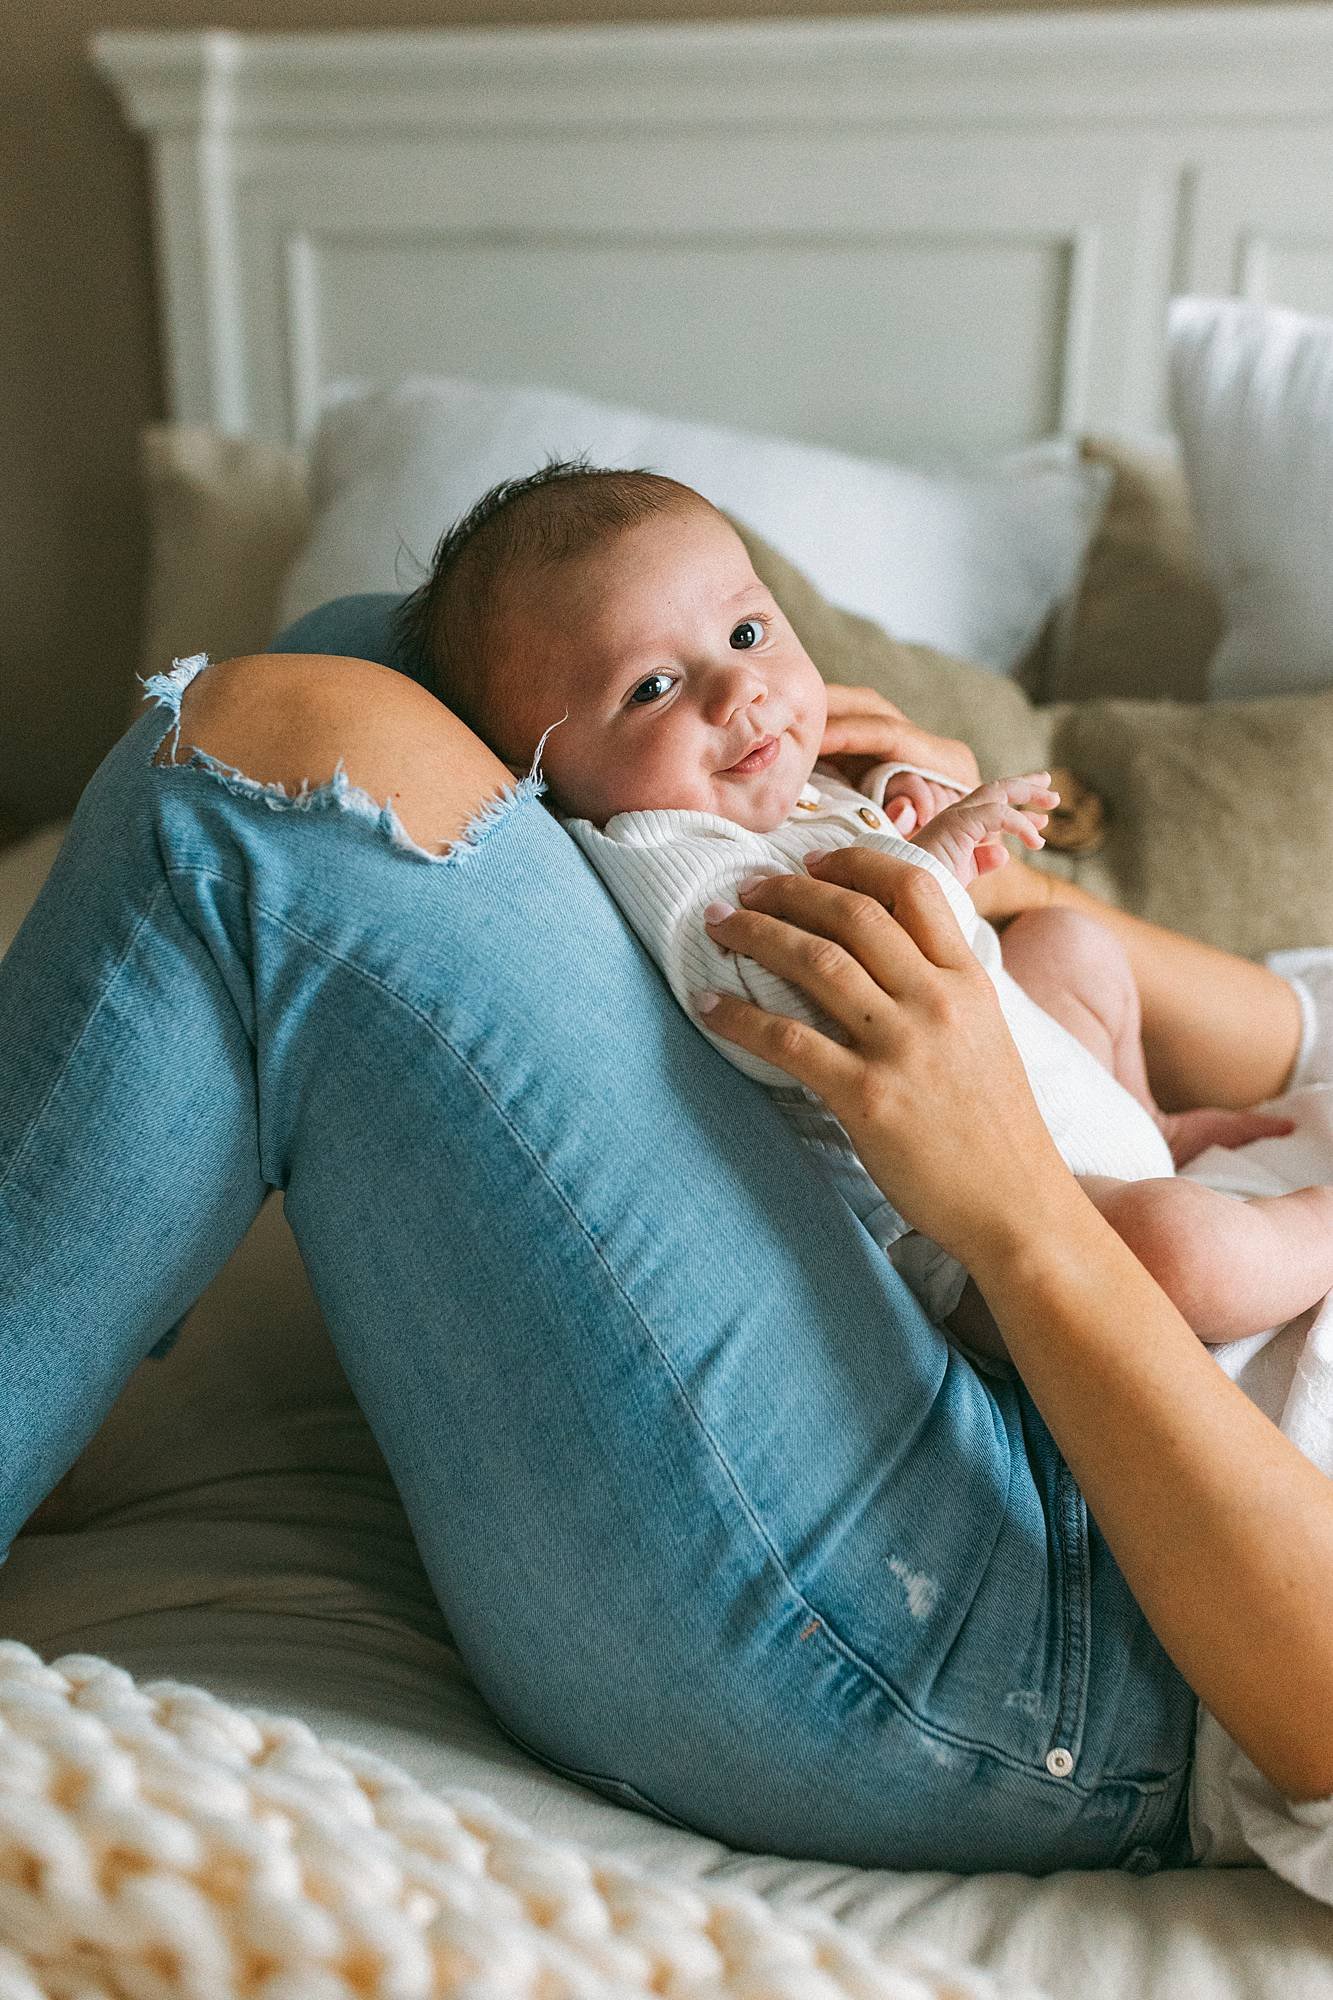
{"left": 394, "top": 457, "right": 1333, "bottom": 1364}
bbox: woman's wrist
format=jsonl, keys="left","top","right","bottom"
{"left": 950, "top": 1158, "right": 1096, "bottom": 1290}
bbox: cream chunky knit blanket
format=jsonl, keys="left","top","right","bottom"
{"left": 0, "top": 1642, "right": 1053, "bottom": 2000}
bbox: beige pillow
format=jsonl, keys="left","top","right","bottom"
{"left": 133, "top": 421, "right": 1201, "bottom": 720}
{"left": 1043, "top": 437, "right": 1225, "bottom": 705}
{"left": 134, "top": 423, "right": 311, "bottom": 727}
{"left": 737, "top": 521, "right": 1333, "bottom": 960}
{"left": 0, "top": 822, "right": 71, "bottom": 955}
{"left": 128, "top": 429, "right": 1329, "bottom": 960}
{"left": 1048, "top": 688, "right": 1333, "bottom": 957}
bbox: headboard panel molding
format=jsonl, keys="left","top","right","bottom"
{"left": 92, "top": 10, "right": 1333, "bottom": 458}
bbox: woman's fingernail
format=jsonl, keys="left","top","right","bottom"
{"left": 736, "top": 873, "right": 767, "bottom": 898}
{"left": 704, "top": 899, "right": 735, "bottom": 924}
{"left": 802, "top": 850, "right": 823, "bottom": 869}
{"left": 694, "top": 990, "right": 720, "bottom": 1013}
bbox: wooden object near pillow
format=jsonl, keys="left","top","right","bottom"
{"left": 1042, "top": 767, "right": 1107, "bottom": 857}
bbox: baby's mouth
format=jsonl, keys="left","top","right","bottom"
{"left": 723, "top": 733, "right": 781, "bottom": 775}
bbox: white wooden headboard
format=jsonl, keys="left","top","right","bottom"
{"left": 92, "top": 8, "right": 1333, "bottom": 461}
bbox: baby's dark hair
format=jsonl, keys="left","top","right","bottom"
{"left": 392, "top": 454, "right": 713, "bottom": 760}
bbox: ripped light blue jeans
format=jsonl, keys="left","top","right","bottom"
{"left": 0, "top": 633, "right": 1199, "bottom": 1876}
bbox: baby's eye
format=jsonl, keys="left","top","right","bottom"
{"left": 730, "top": 617, "right": 767, "bottom": 650}
{"left": 628, "top": 672, "right": 675, "bottom": 706}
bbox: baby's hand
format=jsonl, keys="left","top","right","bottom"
{"left": 881, "top": 772, "right": 965, "bottom": 837}
{"left": 910, "top": 775, "right": 1059, "bottom": 889}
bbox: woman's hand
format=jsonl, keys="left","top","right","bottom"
{"left": 818, "top": 685, "right": 980, "bottom": 832}
{"left": 697, "top": 845, "right": 1075, "bottom": 1269}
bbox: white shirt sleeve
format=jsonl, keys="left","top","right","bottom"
{"left": 560, "top": 807, "right": 843, "bottom": 1093}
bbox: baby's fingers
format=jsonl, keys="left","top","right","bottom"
{"left": 883, "top": 773, "right": 935, "bottom": 834}
{"left": 1000, "top": 805, "right": 1049, "bottom": 850}
{"left": 976, "top": 773, "right": 1060, "bottom": 810}
{"left": 945, "top": 798, "right": 1050, "bottom": 849}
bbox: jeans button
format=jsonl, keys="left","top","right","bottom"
{"left": 1045, "top": 1746, "right": 1075, "bottom": 1778}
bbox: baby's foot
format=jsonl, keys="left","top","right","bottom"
{"left": 1158, "top": 1105, "right": 1296, "bottom": 1169}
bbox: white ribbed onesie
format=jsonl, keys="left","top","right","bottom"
{"left": 559, "top": 758, "right": 1175, "bottom": 1321}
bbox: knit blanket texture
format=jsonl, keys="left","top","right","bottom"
{"left": 0, "top": 1642, "right": 1055, "bottom": 2000}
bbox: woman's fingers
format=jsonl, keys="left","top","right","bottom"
{"left": 821, "top": 682, "right": 908, "bottom": 724}
{"left": 703, "top": 849, "right": 974, "bottom": 1020}
{"left": 882, "top": 773, "right": 936, "bottom": 833}
{"left": 695, "top": 863, "right": 940, "bottom": 1110}
{"left": 697, "top": 851, "right": 1061, "bottom": 1261}
{"left": 693, "top": 981, "right": 868, "bottom": 1102}
{"left": 818, "top": 684, "right": 980, "bottom": 792}
{"left": 810, "top": 845, "right": 981, "bottom": 971}
{"left": 705, "top": 872, "right": 921, "bottom": 1022}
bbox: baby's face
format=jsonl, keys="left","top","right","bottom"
{"left": 493, "top": 506, "right": 828, "bottom": 831}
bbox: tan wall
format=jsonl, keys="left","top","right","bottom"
{"left": 0, "top": 0, "right": 1285, "bottom": 832}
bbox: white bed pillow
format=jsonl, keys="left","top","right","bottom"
{"left": 278, "top": 378, "right": 1111, "bottom": 677}
{"left": 1168, "top": 296, "right": 1333, "bottom": 700}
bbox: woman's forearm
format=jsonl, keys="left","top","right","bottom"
{"left": 967, "top": 1185, "right": 1333, "bottom": 1801}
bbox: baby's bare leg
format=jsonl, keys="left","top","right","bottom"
{"left": 1080, "top": 1174, "right": 1333, "bottom": 1344}
{"left": 995, "top": 888, "right": 1302, "bottom": 1112}
{"left": 999, "top": 907, "right": 1154, "bottom": 1104}
{"left": 999, "top": 908, "right": 1293, "bottom": 1167}
{"left": 947, "top": 1175, "right": 1333, "bottom": 1362}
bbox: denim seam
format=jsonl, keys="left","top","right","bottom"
{"left": 1050, "top": 1458, "right": 1091, "bottom": 1767}
{"left": 0, "top": 880, "right": 176, "bottom": 1209}
{"left": 147, "top": 854, "right": 1185, "bottom": 1795}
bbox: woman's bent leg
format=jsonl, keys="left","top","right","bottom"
{"left": 2, "top": 656, "right": 1198, "bottom": 1874}
{"left": 0, "top": 714, "right": 269, "bottom": 1545}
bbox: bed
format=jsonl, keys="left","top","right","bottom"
{"left": 6, "top": 9, "right": 1333, "bottom": 1993}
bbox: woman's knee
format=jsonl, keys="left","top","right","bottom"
{"left": 151, "top": 652, "right": 518, "bottom": 855}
